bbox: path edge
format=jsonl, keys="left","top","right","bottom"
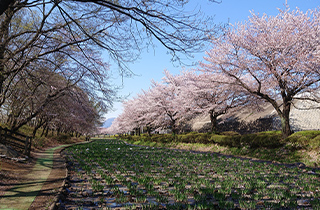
{"left": 48, "top": 140, "right": 93, "bottom": 210}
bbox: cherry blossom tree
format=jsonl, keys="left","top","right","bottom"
{"left": 43, "top": 93, "right": 99, "bottom": 137}
{"left": 145, "top": 79, "right": 182, "bottom": 134}
{"left": 129, "top": 92, "right": 156, "bottom": 135}
{"left": 2, "top": 50, "right": 112, "bottom": 132}
{"left": 105, "top": 118, "right": 121, "bottom": 135}
{"left": 111, "top": 68, "right": 261, "bottom": 135}
{"left": 167, "top": 70, "right": 256, "bottom": 132}
{"left": 201, "top": 8, "right": 320, "bottom": 138}
{"left": 111, "top": 73, "right": 184, "bottom": 135}
{"left": 117, "top": 98, "right": 142, "bottom": 134}
{"left": 106, "top": 95, "right": 146, "bottom": 135}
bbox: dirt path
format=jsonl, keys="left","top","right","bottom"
{"left": 0, "top": 145, "right": 67, "bottom": 210}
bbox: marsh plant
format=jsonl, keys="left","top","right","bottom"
{"left": 62, "top": 139, "right": 320, "bottom": 209}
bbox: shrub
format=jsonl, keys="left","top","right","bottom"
{"left": 150, "top": 134, "right": 162, "bottom": 142}
{"left": 220, "top": 131, "right": 241, "bottom": 136}
{"left": 149, "top": 134, "right": 174, "bottom": 143}
{"left": 241, "top": 131, "right": 283, "bottom": 149}
{"left": 286, "top": 130, "right": 320, "bottom": 149}
{"left": 33, "top": 136, "right": 46, "bottom": 148}
{"left": 57, "top": 134, "right": 70, "bottom": 142}
{"left": 195, "top": 133, "right": 210, "bottom": 144}
{"left": 123, "top": 135, "right": 133, "bottom": 140}
{"left": 178, "top": 132, "right": 197, "bottom": 143}
{"left": 210, "top": 134, "right": 239, "bottom": 147}
{"left": 310, "top": 135, "right": 320, "bottom": 149}
{"left": 179, "top": 134, "right": 192, "bottom": 143}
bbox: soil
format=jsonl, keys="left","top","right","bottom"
{"left": 0, "top": 156, "right": 35, "bottom": 197}
{"left": 0, "top": 145, "right": 70, "bottom": 209}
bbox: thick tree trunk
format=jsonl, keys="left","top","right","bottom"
{"left": 171, "top": 120, "right": 177, "bottom": 135}
{"left": 32, "top": 127, "right": 39, "bottom": 138}
{"left": 0, "top": 5, "right": 15, "bottom": 107}
{"left": 257, "top": 92, "right": 293, "bottom": 138}
{"left": 0, "top": 0, "right": 13, "bottom": 17}
{"left": 280, "top": 102, "right": 292, "bottom": 138}
{"left": 209, "top": 109, "right": 227, "bottom": 133}
{"left": 209, "top": 111, "right": 218, "bottom": 133}
{"left": 146, "top": 126, "right": 151, "bottom": 136}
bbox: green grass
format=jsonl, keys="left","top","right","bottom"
{"left": 62, "top": 139, "right": 320, "bottom": 209}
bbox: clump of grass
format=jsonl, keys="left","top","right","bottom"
{"left": 286, "top": 130, "right": 320, "bottom": 149}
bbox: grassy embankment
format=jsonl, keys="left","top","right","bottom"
{"left": 119, "top": 130, "right": 320, "bottom": 167}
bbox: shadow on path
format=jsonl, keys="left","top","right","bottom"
{"left": 0, "top": 145, "right": 67, "bottom": 210}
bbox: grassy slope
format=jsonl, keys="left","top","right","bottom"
{"left": 121, "top": 130, "right": 320, "bottom": 168}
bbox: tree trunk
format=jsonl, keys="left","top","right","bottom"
{"left": 32, "top": 118, "right": 45, "bottom": 138}
{"left": 41, "top": 123, "right": 47, "bottom": 137}
{"left": 32, "top": 126, "right": 39, "bottom": 139}
{"left": 0, "top": 0, "right": 12, "bottom": 17}
{"left": 280, "top": 102, "right": 292, "bottom": 138}
{"left": 171, "top": 120, "right": 177, "bottom": 135}
{"left": 45, "top": 127, "right": 49, "bottom": 137}
{"left": 0, "top": 5, "right": 15, "bottom": 107}
{"left": 209, "top": 110, "right": 218, "bottom": 133}
{"left": 147, "top": 126, "right": 151, "bottom": 136}
{"left": 256, "top": 93, "right": 293, "bottom": 138}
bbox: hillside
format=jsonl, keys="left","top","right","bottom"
{"left": 102, "top": 117, "right": 115, "bottom": 128}
{"left": 192, "top": 99, "right": 320, "bottom": 133}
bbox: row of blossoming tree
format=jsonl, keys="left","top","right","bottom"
{"left": 108, "top": 7, "right": 320, "bottom": 138}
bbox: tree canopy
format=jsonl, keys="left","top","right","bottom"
{"left": 201, "top": 8, "right": 320, "bottom": 137}
{"left": 0, "top": 0, "right": 216, "bottom": 134}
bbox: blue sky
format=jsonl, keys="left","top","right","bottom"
{"left": 103, "top": 0, "right": 320, "bottom": 120}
